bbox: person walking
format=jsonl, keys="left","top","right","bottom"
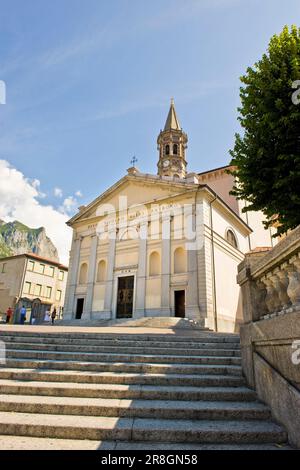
{"left": 44, "top": 308, "right": 51, "bottom": 323}
{"left": 20, "top": 305, "right": 27, "bottom": 325}
{"left": 6, "top": 307, "right": 13, "bottom": 324}
{"left": 51, "top": 308, "right": 57, "bottom": 325}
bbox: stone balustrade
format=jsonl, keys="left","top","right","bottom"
{"left": 237, "top": 226, "right": 300, "bottom": 322}
{"left": 260, "top": 255, "right": 300, "bottom": 318}
{"left": 237, "top": 226, "right": 300, "bottom": 449}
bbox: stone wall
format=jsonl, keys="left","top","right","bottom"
{"left": 237, "top": 226, "right": 300, "bottom": 448}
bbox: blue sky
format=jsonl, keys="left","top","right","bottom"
{"left": 0, "top": 0, "right": 299, "bottom": 261}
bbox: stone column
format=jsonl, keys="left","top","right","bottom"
{"left": 103, "top": 231, "right": 117, "bottom": 318}
{"left": 84, "top": 234, "right": 98, "bottom": 318}
{"left": 185, "top": 205, "right": 202, "bottom": 323}
{"left": 135, "top": 221, "right": 148, "bottom": 318}
{"left": 161, "top": 213, "right": 171, "bottom": 315}
{"left": 63, "top": 236, "right": 82, "bottom": 320}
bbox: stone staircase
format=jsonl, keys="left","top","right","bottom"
{"left": 0, "top": 329, "right": 290, "bottom": 450}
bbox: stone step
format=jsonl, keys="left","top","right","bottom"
{"left": 0, "top": 435, "right": 290, "bottom": 450}
{"left": 0, "top": 412, "right": 287, "bottom": 443}
{"left": 3, "top": 358, "right": 242, "bottom": 376}
{"left": 5, "top": 349, "right": 242, "bottom": 366}
{"left": 56, "top": 317, "right": 207, "bottom": 330}
{"left": 0, "top": 331, "right": 240, "bottom": 343}
{"left": 0, "top": 379, "right": 255, "bottom": 401}
{"left": 4, "top": 342, "right": 241, "bottom": 357}
{"left": 1, "top": 336, "right": 241, "bottom": 349}
{"left": 0, "top": 368, "right": 246, "bottom": 387}
{"left": 0, "top": 394, "right": 271, "bottom": 420}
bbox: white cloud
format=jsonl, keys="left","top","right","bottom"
{"left": 54, "top": 187, "right": 63, "bottom": 198}
{"left": 31, "top": 178, "right": 47, "bottom": 199}
{"left": 31, "top": 179, "right": 41, "bottom": 189}
{"left": 59, "top": 196, "right": 77, "bottom": 215}
{"left": 75, "top": 190, "right": 83, "bottom": 198}
{"left": 0, "top": 160, "right": 72, "bottom": 264}
{"left": 37, "top": 191, "right": 47, "bottom": 199}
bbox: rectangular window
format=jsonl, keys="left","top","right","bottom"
{"left": 39, "top": 264, "right": 45, "bottom": 274}
{"left": 24, "top": 282, "right": 31, "bottom": 295}
{"left": 28, "top": 260, "right": 35, "bottom": 272}
{"left": 34, "top": 284, "right": 42, "bottom": 296}
{"left": 56, "top": 290, "right": 62, "bottom": 302}
{"left": 58, "top": 270, "right": 64, "bottom": 281}
{"left": 45, "top": 286, "right": 52, "bottom": 299}
{"left": 45, "top": 266, "right": 55, "bottom": 277}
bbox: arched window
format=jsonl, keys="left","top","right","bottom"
{"left": 174, "top": 247, "right": 187, "bottom": 274}
{"left": 97, "top": 260, "right": 106, "bottom": 282}
{"left": 226, "top": 229, "right": 238, "bottom": 249}
{"left": 79, "top": 263, "right": 88, "bottom": 284}
{"left": 173, "top": 144, "right": 178, "bottom": 155}
{"left": 149, "top": 251, "right": 160, "bottom": 276}
{"left": 165, "top": 144, "right": 170, "bottom": 155}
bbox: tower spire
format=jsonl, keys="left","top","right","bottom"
{"left": 164, "top": 98, "right": 181, "bottom": 131}
{"left": 157, "top": 99, "right": 188, "bottom": 179}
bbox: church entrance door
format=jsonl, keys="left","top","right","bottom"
{"left": 116, "top": 276, "right": 134, "bottom": 319}
{"left": 175, "top": 290, "right": 185, "bottom": 318}
{"left": 75, "top": 298, "right": 84, "bottom": 319}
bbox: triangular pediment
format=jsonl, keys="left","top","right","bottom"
{"left": 68, "top": 174, "right": 194, "bottom": 225}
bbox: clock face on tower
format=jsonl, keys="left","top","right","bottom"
{"left": 163, "top": 160, "right": 170, "bottom": 168}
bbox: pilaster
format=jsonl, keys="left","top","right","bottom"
{"left": 103, "top": 231, "right": 117, "bottom": 317}
{"left": 84, "top": 234, "right": 98, "bottom": 317}
{"left": 161, "top": 213, "right": 171, "bottom": 315}
{"left": 135, "top": 221, "right": 148, "bottom": 318}
{"left": 63, "top": 236, "right": 82, "bottom": 320}
{"left": 185, "top": 205, "right": 202, "bottom": 323}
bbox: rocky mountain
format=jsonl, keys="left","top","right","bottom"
{"left": 0, "top": 220, "right": 59, "bottom": 262}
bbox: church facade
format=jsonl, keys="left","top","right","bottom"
{"left": 63, "top": 101, "right": 276, "bottom": 332}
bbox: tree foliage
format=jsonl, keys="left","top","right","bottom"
{"left": 229, "top": 25, "right": 300, "bottom": 236}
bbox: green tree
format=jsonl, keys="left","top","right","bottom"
{"left": 229, "top": 25, "right": 300, "bottom": 236}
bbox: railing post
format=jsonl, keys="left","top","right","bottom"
{"left": 287, "top": 254, "right": 300, "bottom": 310}
{"left": 275, "top": 264, "right": 291, "bottom": 311}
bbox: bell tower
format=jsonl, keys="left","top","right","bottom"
{"left": 157, "top": 99, "right": 188, "bottom": 179}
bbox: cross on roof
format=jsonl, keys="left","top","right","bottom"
{"left": 131, "top": 156, "right": 138, "bottom": 167}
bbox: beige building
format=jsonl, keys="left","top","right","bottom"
{"left": 63, "top": 100, "right": 276, "bottom": 332}
{"left": 0, "top": 253, "right": 68, "bottom": 322}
